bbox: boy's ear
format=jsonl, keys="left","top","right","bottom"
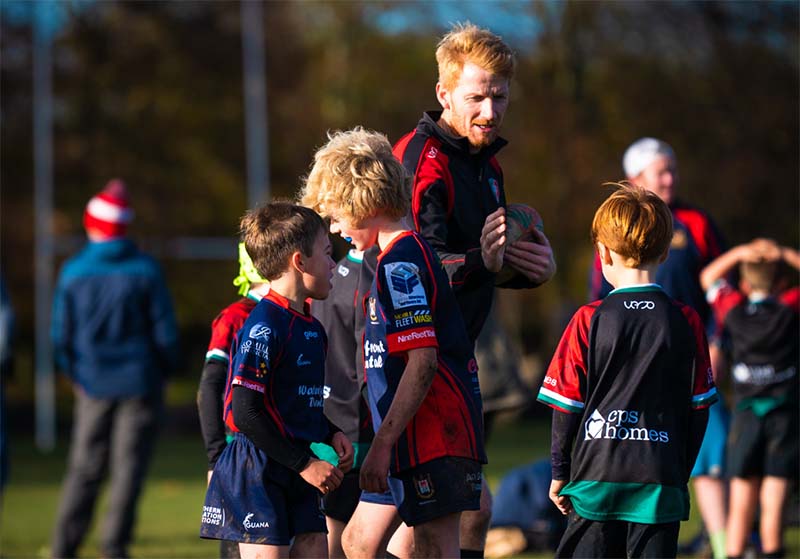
{"left": 597, "top": 242, "right": 613, "bottom": 265}
{"left": 290, "top": 251, "right": 305, "bottom": 274}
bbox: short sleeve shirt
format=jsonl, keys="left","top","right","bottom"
{"left": 363, "top": 231, "right": 486, "bottom": 474}
{"left": 224, "top": 290, "right": 329, "bottom": 444}
{"left": 537, "top": 285, "right": 717, "bottom": 523}
{"left": 205, "top": 295, "right": 258, "bottom": 365}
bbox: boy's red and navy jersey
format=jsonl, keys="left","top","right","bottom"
{"left": 205, "top": 294, "right": 258, "bottom": 365}
{"left": 537, "top": 285, "right": 717, "bottom": 524}
{"left": 708, "top": 282, "right": 799, "bottom": 405}
{"left": 589, "top": 201, "right": 724, "bottom": 324}
{"left": 364, "top": 231, "right": 486, "bottom": 474}
{"left": 223, "top": 290, "right": 329, "bottom": 445}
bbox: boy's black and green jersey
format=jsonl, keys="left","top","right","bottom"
{"left": 538, "top": 284, "right": 718, "bottom": 524}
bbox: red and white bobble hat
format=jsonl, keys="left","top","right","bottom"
{"left": 83, "top": 179, "right": 134, "bottom": 238}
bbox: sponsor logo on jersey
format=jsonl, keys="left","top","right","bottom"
{"left": 304, "top": 330, "right": 319, "bottom": 340}
{"left": 296, "top": 353, "right": 311, "bottom": 367}
{"left": 368, "top": 297, "right": 378, "bottom": 324}
{"left": 298, "top": 384, "right": 325, "bottom": 408}
{"left": 426, "top": 146, "right": 438, "bottom": 159}
{"left": 240, "top": 339, "right": 268, "bottom": 359}
{"left": 623, "top": 300, "right": 655, "bottom": 310}
{"left": 393, "top": 310, "right": 432, "bottom": 328}
{"left": 248, "top": 323, "right": 272, "bottom": 341}
{"left": 338, "top": 264, "right": 350, "bottom": 277}
{"left": 732, "top": 363, "right": 796, "bottom": 385}
{"left": 396, "top": 329, "right": 436, "bottom": 344}
{"left": 243, "top": 512, "right": 269, "bottom": 530}
{"left": 323, "top": 385, "right": 331, "bottom": 399}
{"left": 385, "top": 262, "right": 427, "bottom": 309}
{"left": 364, "top": 339, "right": 386, "bottom": 370}
{"left": 201, "top": 505, "right": 225, "bottom": 526}
{"left": 584, "top": 409, "right": 669, "bottom": 443}
{"left": 413, "top": 473, "right": 435, "bottom": 499}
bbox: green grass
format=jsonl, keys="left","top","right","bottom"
{"left": 1, "top": 415, "right": 797, "bottom": 558}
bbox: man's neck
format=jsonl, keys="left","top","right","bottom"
{"left": 436, "top": 112, "right": 480, "bottom": 155}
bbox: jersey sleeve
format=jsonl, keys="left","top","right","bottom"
{"left": 779, "top": 286, "right": 800, "bottom": 313}
{"left": 378, "top": 254, "right": 439, "bottom": 356}
{"left": 706, "top": 279, "right": 744, "bottom": 329}
{"left": 205, "top": 309, "right": 237, "bottom": 364}
{"left": 410, "top": 162, "right": 493, "bottom": 292}
{"left": 537, "top": 304, "right": 595, "bottom": 414}
{"left": 230, "top": 317, "right": 279, "bottom": 396}
{"left": 680, "top": 304, "right": 718, "bottom": 409}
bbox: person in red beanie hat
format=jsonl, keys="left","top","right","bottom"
{"left": 51, "top": 179, "right": 178, "bottom": 559}
{"left": 82, "top": 179, "right": 135, "bottom": 239}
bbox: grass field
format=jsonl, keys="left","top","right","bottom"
{"left": 1, "top": 413, "right": 797, "bottom": 558}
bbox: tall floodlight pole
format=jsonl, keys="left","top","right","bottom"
{"left": 240, "top": 0, "right": 270, "bottom": 207}
{"left": 33, "top": 3, "right": 56, "bottom": 451}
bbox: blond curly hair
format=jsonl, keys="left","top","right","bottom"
{"left": 299, "top": 127, "right": 410, "bottom": 226}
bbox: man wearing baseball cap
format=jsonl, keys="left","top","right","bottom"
{"left": 51, "top": 179, "right": 179, "bottom": 559}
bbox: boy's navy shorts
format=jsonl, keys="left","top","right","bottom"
{"left": 200, "top": 434, "right": 326, "bottom": 545}
{"left": 727, "top": 405, "right": 799, "bottom": 479}
{"left": 387, "top": 456, "right": 482, "bottom": 527}
{"left": 322, "top": 469, "right": 362, "bottom": 522}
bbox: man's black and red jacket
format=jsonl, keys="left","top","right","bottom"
{"left": 394, "top": 110, "right": 537, "bottom": 343}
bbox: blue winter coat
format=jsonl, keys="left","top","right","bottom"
{"left": 51, "top": 239, "right": 179, "bottom": 398}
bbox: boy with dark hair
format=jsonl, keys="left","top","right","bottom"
{"left": 538, "top": 184, "right": 718, "bottom": 558}
{"left": 200, "top": 202, "right": 353, "bottom": 559}
{"left": 301, "top": 127, "right": 486, "bottom": 559}
{"left": 700, "top": 238, "right": 800, "bottom": 559}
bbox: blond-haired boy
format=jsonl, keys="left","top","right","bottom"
{"left": 301, "top": 127, "right": 486, "bottom": 558}
{"left": 538, "top": 184, "right": 718, "bottom": 558}
{"left": 200, "top": 202, "right": 353, "bottom": 559}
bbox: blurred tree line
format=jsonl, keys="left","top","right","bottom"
{"left": 1, "top": 1, "right": 797, "bottom": 395}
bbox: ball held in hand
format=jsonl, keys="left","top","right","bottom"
{"left": 495, "top": 203, "right": 545, "bottom": 284}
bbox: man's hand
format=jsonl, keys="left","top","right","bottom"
{"left": 549, "top": 479, "right": 572, "bottom": 515}
{"left": 503, "top": 228, "right": 556, "bottom": 284}
{"left": 481, "top": 207, "right": 507, "bottom": 273}
{"left": 299, "top": 458, "right": 344, "bottom": 495}
{"left": 359, "top": 439, "right": 391, "bottom": 494}
{"left": 331, "top": 431, "right": 354, "bottom": 473}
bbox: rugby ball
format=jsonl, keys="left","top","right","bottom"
{"left": 495, "top": 203, "right": 544, "bottom": 284}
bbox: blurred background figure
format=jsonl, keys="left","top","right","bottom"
{"left": 700, "top": 239, "right": 800, "bottom": 559}
{"left": 50, "top": 179, "right": 179, "bottom": 559}
{"left": 589, "top": 138, "right": 729, "bottom": 559}
{"left": 0, "top": 275, "right": 14, "bottom": 504}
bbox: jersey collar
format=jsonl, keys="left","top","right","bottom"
{"left": 264, "top": 289, "right": 312, "bottom": 317}
{"left": 377, "top": 230, "right": 415, "bottom": 261}
{"left": 609, "top": 283, "right": 664, "bottom": 295}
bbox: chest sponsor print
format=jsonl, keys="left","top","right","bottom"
{"left": 584, "top": 409, "right": 669, "bottom": 443}
{"left": 385, "top": 262, "right": 428, "bottom": 310}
